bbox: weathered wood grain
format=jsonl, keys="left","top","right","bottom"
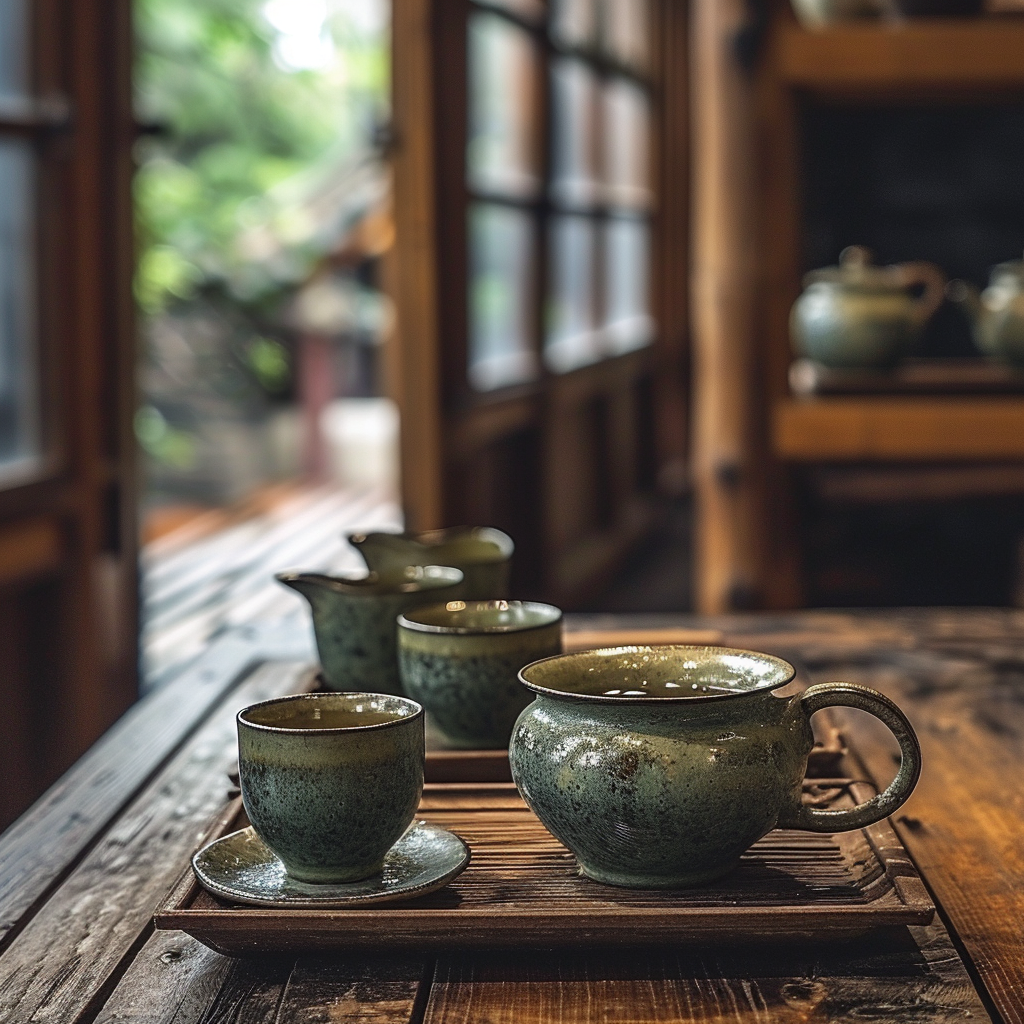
{"left": 0, "top": 629, "right": 289, "bottom": 953}
{"left": 424, "top": 922, "right": 987, "bottom": 1024}
{"left": 0, "top": 661, "right": 312, "bottom": 1023}
{"left": 93, "top": 931, "right": 232, "bottom": 1024}
{"left": 274, "top": 956, "right": 426, "bottom": 1023}
{"left": 802, "top": 642, "right": 1024, "bottom": 1024}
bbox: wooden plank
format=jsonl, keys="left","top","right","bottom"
{"left": 780, "top": 19, "right": 1024, "bottom": 93}
{"left": 424, "top": 924, "right": 988, "bottom": 1024}
{"left": 0, "top": 661, "right": 312, "bottom": 1023}
{"left": 92, "top": 932, "right": 232, "bottom": 1024}
{"left": 808, "top": 640, "right": 1024, "bottom": 1024}
{"left": 0, "top": 629, "right": 290, "bottom": 951}
{"left": 95, "top": 940, "right": 427, "bottom": 1024}
{"left": 774, "top": 397, "right": 1024, "bottom": 461}
{"left": 273, "top": 956, "right": 426, "bottom": 1023}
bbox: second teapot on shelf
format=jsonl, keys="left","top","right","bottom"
{"left": 790, "top": 246, "right": 946, "bottom": 369}
{"left": 948, "top": 255, "right": 1024, "bottom": 367}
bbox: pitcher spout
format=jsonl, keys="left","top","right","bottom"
{"left": 275, "top": 571, "right": 341, "bottom": 607}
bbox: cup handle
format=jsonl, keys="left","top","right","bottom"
{"left": 777, "top": 682, "right": 922, "bottom": 833}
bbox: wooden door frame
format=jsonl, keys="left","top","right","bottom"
{"left": 0, "top": 0, "right": 138, "bottom": 826}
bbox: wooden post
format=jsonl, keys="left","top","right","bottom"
{"left": 388, "top": 0, "right": 444, "bottom": 531}
{"left": 690, "top": 0, "right": 765, "bottom": 612}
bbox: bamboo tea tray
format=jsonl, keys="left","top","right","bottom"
{"left": 156, "top": 776, "right": 933, "bottom": 955}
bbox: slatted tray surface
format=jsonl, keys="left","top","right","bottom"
{"left": 156, "top": 779, "right": 933, "bottom": 955}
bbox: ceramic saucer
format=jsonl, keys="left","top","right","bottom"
{"left": 192, "top": 820, "right": 470, "bottom": 908}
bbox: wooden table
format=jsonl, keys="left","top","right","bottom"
{"left": 1, "top": 609, "right": 1022, "bottom": 1023}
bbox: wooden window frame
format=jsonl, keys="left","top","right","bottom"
{"left": 390, "top": 0, "right": 688, "bottom": 605}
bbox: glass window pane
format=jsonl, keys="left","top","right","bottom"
{"left": 551, "top": 0, "right": 598, "bottom": 48}
{"left": 601, "top": 78, "right": 652, "bottom": 208}
{"left": 468, "top": 13, "right": 542, "bottom": 199}
{"left": 551, "top": 58, "right": 600, "bottom": 208}
{"left": 469, "top": 203, "right": 538, "bottom": 391}
{"left": 0, "top": 0, "right": 29, "bottom": 99}
{"left": 545, "top": 214, "right": 600, "bottom": 373}
{"left": 601, "top": 0, "right": 651, "bottom": 70}
{"left": 603, "top": 215, "right": 653, "bottom": 355}
{"left": 0, "top": 139, "right": 39, "bottom": 478}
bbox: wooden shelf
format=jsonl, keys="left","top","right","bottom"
{"left": 778, "top": 19, "right": 1024, "bottom": 94}
{"left": 774, "top": 397, "right": 1024, "bottom": 461}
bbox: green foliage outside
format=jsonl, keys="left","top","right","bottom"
{"left": 134, "top": 0, "right": 388, "bottom": 314}
{"left": 134, "top": 0, "right": 389, "bottom": 483}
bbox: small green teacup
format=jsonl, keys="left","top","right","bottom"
{"left": 276, "top": 565, "right": 464, "bottom": 694}
{"left": 237, "top": 692, "right": 424, "bottom": 883}
{"left": 397, "top": 600, "right": 562, "bottom": 749}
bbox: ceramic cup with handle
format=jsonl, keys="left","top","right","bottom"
{"left": 397, "top": 600, "right": 563, "bottom": 748}
{"left": 276, "top": 565, "right": 463, "bottom": 694}
{"left": 237, "top": 692, "right": 424, "bottom": 883}
{"left": 509, "top": 645, "right": 921, "bottom": 889}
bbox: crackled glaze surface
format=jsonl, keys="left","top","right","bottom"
{"left": 509, "top": 646, "right": 812, "bottom": 888}
{"left": 349, "top": 527, "right": 513, "bottom": 601}
{"left": 276, "top": 566, "right": 463, "bottom": 693}
{"left": 398, "top": 602, "right": 562, "bottom": 748}
{"left": 192, "top": 821, "right": 469, "bottom": 907}
{"left": 237, "top": 693, "right": 425, "bottom": 883}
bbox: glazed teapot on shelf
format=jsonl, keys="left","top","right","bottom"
{"left": 947, "top": 256, "right": 1024, "bottom": 367}
{"left": 790, "top": 246, "right": 946, "bottom": 369}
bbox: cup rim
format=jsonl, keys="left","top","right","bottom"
{"left": 237, "top": 692, "right": 424, "bottom": 734}
{"left": 275, "top": 565, "right": 463, "bottom": 596}
{"left": 397, "top": 600, "right": 562, "bottom": 636}
{"left": 518, "top": 645, "right": 796, "bottom": 704}
{"left": 347, "top": 526, "right": 515, "bottom": 563}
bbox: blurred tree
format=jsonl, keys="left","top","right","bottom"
{"left": 134, "top": 0, "right": 388, "bottom": 314}
{"left": 133, "top": 0, "right": 389, "bottom": 496}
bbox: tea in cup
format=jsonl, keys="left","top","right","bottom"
{"left": 276, "top": 565, "right": 463, "bottom": 694}
{"left": 509, "top": 645, "right": 921, "bottom": 889}
{"left": 237, "top": 692, "right": 424, "bottom": 883}
{"left": 397, "top": 600, "right": 562, "bottom": 748}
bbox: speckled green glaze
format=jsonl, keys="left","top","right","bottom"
{"left": 192, "top": 820, "right": 470, "bottom": 908}
{"left": 237, "top": 692, "right": 425, "bottom": 883}
{"left": 276, "top": 565, "right": 463, "bottom": 694}
{"left": 397, "top": 601, "right": 562, "bottom": 749}
{"left": 509, "top": 646, "right": 922, "bottom": 889}
{"left": 348, "top": 527, "right": 513, "bottom": 601}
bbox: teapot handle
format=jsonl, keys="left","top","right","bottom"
{"left": 777, "top": 682, "right": 921, "bottom": 833}
{"left": 893, "top": 261, "right": 946, "bottom": 328}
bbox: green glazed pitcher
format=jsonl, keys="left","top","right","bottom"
{"left": 509, "top": 645, "right": 921, "bottom": 889}
{"left": 276, "top": 565, "right": 463, "bottom": 694}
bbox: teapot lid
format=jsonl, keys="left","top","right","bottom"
{"left": 803, "top": 246, "right": 908, "bottom": 291}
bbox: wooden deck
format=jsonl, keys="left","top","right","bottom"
{"left": 140, "top": 484, "right": 402, "bottom": 687}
